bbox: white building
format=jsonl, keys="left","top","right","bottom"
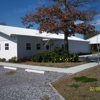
{"left": 0, "top": 25, "right": 89, "bottom": 60}
{"left": 86, "top": 34, "right": 100, "bottom": 51}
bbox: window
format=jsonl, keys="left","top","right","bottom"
{"left": 36, "top": 43, "right": 41, "bottom": 50}
{"left": 46, "top": 45, "right": 49, "bottom": 50}
{"left": 26, "top": 43, "right": 31, "bottom": 50}
{"left": 5, "top": 43, "right": 9, "bottom": 50}
{"left": 61, "top": 44, "right": 64, "bottom": 49}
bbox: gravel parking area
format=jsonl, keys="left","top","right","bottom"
{"left": 0, "top": 65, "right": 71, "bottom": 100}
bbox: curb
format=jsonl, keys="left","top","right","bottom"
{"left": 4, "top": 66, "right": 17, "bottom": 70}
{"left": 2, "top": 66, "right": 45, "bottom": 74}
{"left": 49, "top": 83, "right": 65, "bottom": 100}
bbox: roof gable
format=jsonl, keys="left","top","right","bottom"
{"left": 86, "top": 34, "right": 100, "bottom": 44}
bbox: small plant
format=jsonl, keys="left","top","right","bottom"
{"left": 81, "top": 94, "right": 88, "bottom": 98}
{"left": 69, "top": 84, "right": 81, "bottom": 89}
{"left": 0, "top": 58, "right": 6, "bottom": 62}
{"left": 40, "top": 64, "right": 45, "bottom": 66}
{"left": 24, "top": 56, "right": 29, "bottom": 61}
{"left": 73, "top": 76, "right": 98, "bottom": 83}
{"left": 5, "top": 71, "right": 16, "bottom": 75}
{"left": 19, "top": 57, "right": 24, "bottom": 62}
{"left": 64, "top": 65, "right": 69, "bottom": 68}
{"left": 8, "top": 56, "right": 17, "bottom": 62}
{"left": 40, "top": 95, "right": 50, "bottom": 100}
{"left": 50, "top": 64, "right": 53, "bottom": 67}
{"left": 82, "top": 77, "right": 98, "bottom": 83}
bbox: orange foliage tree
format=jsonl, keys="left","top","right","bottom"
{"left": 22, "top": 0, "right": 99, "bottom": 53}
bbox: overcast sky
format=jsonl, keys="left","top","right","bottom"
{"left": 0, "top": 0, "right": 100, "bottom": 38}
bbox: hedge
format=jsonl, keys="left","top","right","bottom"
{"left": 31, "top": 47, "right": 78, "bottom": 62}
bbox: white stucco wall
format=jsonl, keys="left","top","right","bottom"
{"left": 0, "top": 33, "right": 17, "bottom": 60}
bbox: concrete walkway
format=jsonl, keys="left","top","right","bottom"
{"left": 0, "top": 62, "right": 99, "bottom": 74}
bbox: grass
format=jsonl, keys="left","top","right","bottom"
{"left": 73, "top": 76, "right": 88, "bottom": 82}
{"left": 20, "top": 61, "right": 86, "bottom": 68}
{"left": 40, "top": 95, "right": 50, "bottom": 100}
{"left": 73, "top": 76, "right": 98, "bottom": 83}
{"left": 5, "top": 71, "right": 16, "bottom": 75}
{"left": 52, "top": 66, "right": 100, "bottom": 100}
{"left": 69, "top": 84, "right": 81, "bottom": 89}
{"left": 81, "top": 94, "right": 88, "bottom": 98}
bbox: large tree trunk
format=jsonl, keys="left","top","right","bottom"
{"left": 64, "top": 32, "right": 69, "bottom": 54}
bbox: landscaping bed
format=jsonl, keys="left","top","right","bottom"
{"left": 52, "top": 66, "right": 100, "bottom": 100}
{"left": 20, "top": 61, "right": 86, "bottom": 68}
{"left": 0, "top": 47, "right": 87, "bottom": 68}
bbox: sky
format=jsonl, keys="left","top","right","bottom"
{"left": 0, "top": 0, "right": 100, "bottom": 39}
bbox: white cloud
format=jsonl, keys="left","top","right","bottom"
{"left": 13, "top": 4, "right": 38, "bottom": 14}
{"left": 92, "top": 19, "right": 100, "bottom": 25}
{"left": 74, "top": 20, "right": 84, "bottom": 24}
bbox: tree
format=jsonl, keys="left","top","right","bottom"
{"left": 84, "top": 30, "right": 100, "bottom": 39}
{"left": 0, "top": 22, "right": 6, "bottom": 25}
{"left": 21, "top": 0, "right": 99, "bottom": 53}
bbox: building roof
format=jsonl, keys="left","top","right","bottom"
{"left": 0, "top": 25, "right": 88, "bottom": 42}
{"left": 86, "top": 34, "right": 100, "bottom": 44}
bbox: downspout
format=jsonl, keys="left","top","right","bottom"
{"left": 16, "top": 35, "right": 19, "bottom": 61}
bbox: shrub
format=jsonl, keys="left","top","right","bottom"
{"left": 0, "top": 58, "right": 6, "bottom": 62}
{"left": 24, "top": 56, "right": 29, "bottom": 61}
{"left": 19, "top": 57, "right": 24, "bottom": 62}
{"left": 18, "top": 56, "right": 31, "bottom": 62}
{"left": 31, "top": 47, "right": 79, "bottom": 62}
{"left": 31, "top": 52, "right": 43, "bottom": 62}
{"left": 8, "top": 56, "right": 17, "bottom": 62}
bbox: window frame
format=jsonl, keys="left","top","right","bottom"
{"left": 26, "top": 43, "right": 31, "bottom": 50}
{"left": 5, "top": 43, "right": 9, "bottom": 50}
{"left": 36, "top": 43, "right": 41, "bottom": 50}
{"left": 46, "top": 45, "right": 49, "bottom": 50}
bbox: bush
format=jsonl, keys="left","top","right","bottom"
{"left": 24, "top": 56, "right": 29, "bottom": 61}
{"left": 8, "top": 56, "right": 17, "bottom": 62}
{"left": 18, "top": 56, "right": 30, "bottom": 62}
{"left": 0, "top": 58, "right": 1, "bottom": 62}
{"left": 31, "top": 47, "right": 79, "bottom": 62}
{"left": 0, "top": 58, "right": 6, "bottom": 62}
{"left": 31, "top": 52, "right": 43, "bottom": 62}
{"left": 19, "top": 57, "right": 25, "bottom": 62}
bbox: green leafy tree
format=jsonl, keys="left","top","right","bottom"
{"left": 22, "top": 0, "right": 99, "bottom": 53}
{"left": 84, "top": 30, "right": 100, "bottom": 39}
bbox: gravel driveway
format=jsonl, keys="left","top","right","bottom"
{"left": 0, "top": 65, "right": 71, "bottom": 100}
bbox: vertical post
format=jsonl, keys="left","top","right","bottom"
{"left": 97, "top": 31, "right": 100, "bottom": 86}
